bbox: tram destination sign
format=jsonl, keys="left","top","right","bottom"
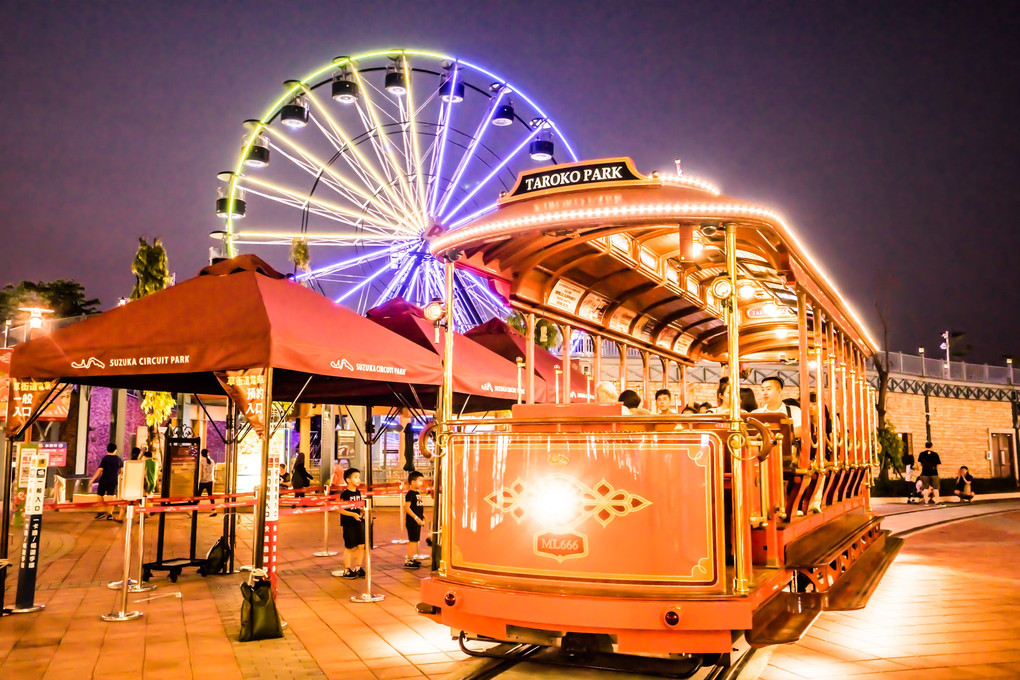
{"left": 507, "top": 158, "right": 643, "bottom": 199}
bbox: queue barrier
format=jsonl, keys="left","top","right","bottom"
{"left": 40, "top": 484, "right": 408, "bottom": 624}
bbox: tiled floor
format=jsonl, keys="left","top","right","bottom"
{"left": 1, "top": 504, "right": 469, "bottom": 680}
{"left": 761, "top": 509, "right": 1020, "bottom": 679}
{"left": 5, "top": 500, "right": 1020, "bottom": 680}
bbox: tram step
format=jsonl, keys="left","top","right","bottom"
{"left": 746, "top": 591, "right": 823, "bottom": 648}
{"left": 785, "top": 510, "right": 882, "bottom": 568}
{"left": 824, "top": 530, "right": 904, "bottom": 611}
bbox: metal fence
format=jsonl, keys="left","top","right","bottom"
{"left": 870, "top": 351, "right": 1017, "bottom": 385}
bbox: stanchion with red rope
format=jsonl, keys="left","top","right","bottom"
{"left": 101, "top": 501, "right": 142, "bottom": 622}
{"left": 312, "top": 486, "right": 338, "bottom": 557}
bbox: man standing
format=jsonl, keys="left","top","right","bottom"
{"left": 654, "top": 389, "right": 674, "bottom": 414}
{"left": 90, "top": 443, "right": 123, "bottom": 522}
{"left": 754, "top": 376, "right": 802, "bottom": 441}
{"left": 918, "top": 442, "right": 942, "bottom": 505}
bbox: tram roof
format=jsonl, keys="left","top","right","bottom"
{"left": 430, "top": 158, "right": 878, "bottom": 364}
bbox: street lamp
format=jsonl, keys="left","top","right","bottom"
{"left": 918, "top": 347, "right": 925, "bottom": 377}
{"left": 18, "top": 307, "right": 53, "bottom": 341}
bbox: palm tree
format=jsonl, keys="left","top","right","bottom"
{"left": 131, "top": 238, "right": 172, "bottom": 300}
{"left": 131, "top": 238, "right": 174, "bottom": 459}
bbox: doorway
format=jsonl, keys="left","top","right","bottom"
{"left": 989, "top": 432, "right": 1015, "bottom": 480}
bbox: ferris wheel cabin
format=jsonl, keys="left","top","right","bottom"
{"left": 417, "top": 157, "right": 900, "bottom": 660}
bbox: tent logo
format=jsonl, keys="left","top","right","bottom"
{"left": 481, "top": 382, "right": 493, "bottom": 392}
{"left": 71, "top": 357, "right": 106, "bottom": 370}
{"left": 330, "top": 358, "right": 355, "bottom": 372}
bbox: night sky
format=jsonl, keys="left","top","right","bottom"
{"left": 2, "top": 1, "right": 1017, "bottom": 362}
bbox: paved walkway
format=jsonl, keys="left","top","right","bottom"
{"left": 1, "top": 504, "right": 468, "bottom": 680}
{"left": 760, "top": 506, "right": 1020, "bottom": 680}
{"left": 4, "top": 497, "right": 1020, "bottom": 680}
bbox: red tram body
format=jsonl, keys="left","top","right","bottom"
{"left": 418, "top": 158, "right": 901, "bottom": 663}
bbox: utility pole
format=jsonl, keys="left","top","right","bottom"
{"left": 940, "top": 330, "right": 951, "bottom": 379}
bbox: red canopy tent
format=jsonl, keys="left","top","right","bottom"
{"left": 366, "top": 298, "right": 550, "bottom": 406}
{"left": 0, "top": 256, "right": 522, "bottom": 607}
{"left": 465, "top": 318, "right": 593, "bottom": 402}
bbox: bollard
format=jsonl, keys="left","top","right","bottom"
{"left": 349, "top": 497, "right": 384, "bottom": 603}
{"left": 130, "top": 497, "right": 156, "bottom": 593}
{"left": 102, "top": 502, "right": 143, "bottom": 622}
{"left": 313, "top": 488, "right": 338, "bottom": 557}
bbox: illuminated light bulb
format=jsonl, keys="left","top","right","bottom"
{"left": 775, "top": 328, "right": 790, "bottom": 340}
{"left": 809, "top": 359, "right": 818, "bottom": 371}
{"left": 738, "top": 280, "right": 756, "bottom": 300}
{"left": 711, "top": 277, "right": 733, "bottom": 299}
{"left": 29, "top": 317, "right": 42, "bottom": 329}
{"left": 763, "top": 301, "right": 778, "bottom": 315}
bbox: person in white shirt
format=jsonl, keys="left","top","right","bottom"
{"left": 754, "top": 376, "right": 802, "bottom": 441}
{"left": 198, "top": 449, "right": 217, "bottom": 516}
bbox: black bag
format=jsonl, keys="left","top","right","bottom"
{"left": 198, "top": 536, "right": 231, "bottom": 576}
{"left": 239, "top": 571, "right": 283, "bottom": 642}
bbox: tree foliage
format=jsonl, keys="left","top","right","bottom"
{"left": 0, "top": 280, "right": 100, "bottom": 321}
{"left": 876, "top": 420, "right": 904, "bottom": 481}
{"left": 131, "top": 238, "right": 172, "bottom": 300}
{"left": 131, "top": 237, "right": 174, "bottom": 443}
{"left": 140, "top": 391, "right": 175, "bottom": 429}
{"left": 507, "top": 312, "right": 561, "bottom": 350}
{"left": 289, "top": 237, "right": 311, "bottom": 274}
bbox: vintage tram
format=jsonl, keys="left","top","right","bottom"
{"left": 417, "top": 158, "right": 900, "bottom": 667}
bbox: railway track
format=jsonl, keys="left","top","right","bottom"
{"left": 446, "top": 500, "right": 1020, "bottom": 680}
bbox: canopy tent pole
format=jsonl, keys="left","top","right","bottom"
{"left": 224, "top": 399, "right": 237, "bottom": 573}
{"left": 252, "top": 367, "right": 274, "bottom": 571}
{"left": 562, "top": 324, "right": 572, "bottom": 403}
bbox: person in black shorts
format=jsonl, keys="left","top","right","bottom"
{"left": 337, "top": 468, "right": 365, "bottom": 579}
{"left": 917, "top": 442, "right": 942, "bottom": 505}
{"left": 90, "top": 443, "right": 123, "bottom": 522}
{"left": 403, "top": 471, "right": 427, "bottom": 569}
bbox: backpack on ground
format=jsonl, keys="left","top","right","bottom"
{"left": 198, "top": 536, "right": 231, "bottom": 576}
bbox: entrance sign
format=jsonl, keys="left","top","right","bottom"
{"left": 40, "top": 442, "right": 67, "bottom": 467}
{"left": 14, "top": 447, "right": 48, "bottom": 613}
{"left": 505, "top": 158, "right": 643, "bottom": 199}
{"left": 166, "top": 444, "right": 199, "bottom": 499}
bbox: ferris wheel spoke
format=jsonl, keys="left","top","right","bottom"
{"left": 335, "top": 264, "right": 392, "bottom": 304}
{"left": 401, "top": 55, "right": 430, "bottom": 223}
{"left": 297, "top": 85, "right": 417, "bottom": 224}
{"left": 238, "top": 176, "right": 412, "bottom": 234}
{"left": 351, "top": 69, "right": 423, "bottom": 227}
{"left": 427, "top": 66, "right": 459, "bottom": 216}
{"left": 435, "top": 88, "right": 506, "bottom": 219}
{"left": 264, "top": 142, "right": 400, "bottom": 233}
{"left": 371, "top": 249, "right": 420, "bottom": 308}
{"left": 259, "top": 123, "right": 416, "bottom": 231}
{"left": 441, "top": 125, "right": 539, "bottom": 224}
{"left": 301, "top": 247, "right": 392, "bottom": 279}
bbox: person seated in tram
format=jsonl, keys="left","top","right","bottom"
{"left": 595, "top": 381, "right": 618, "bottom": 405}
{"left": 754, "top": 376, "right": 803, "bottom": 441}
{"left": 681, "top": 404, "right": 697, "bottom": 414}
{"left": 740, "top": 387, "right": 759, "bottom": 412}
{"left": 807, "top": 393, "right": 833, "bottom": 461}
{"left": 617, "top": 389, "right": 651, "bottom": 415}
{"left": 654, "top": 389, "right": 675, "bottom": 414}
{"left": 696, "top": 402, "right": 712, "bottom": 414}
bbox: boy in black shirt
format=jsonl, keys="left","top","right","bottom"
{"left": 338, "top": 468, "right": 365, "bottom": 579}
{"left": 954, "top": 466, "right": 975, "bottom": 502}
{"left": 403, "top": 472, "right": 427, "bottom": 569}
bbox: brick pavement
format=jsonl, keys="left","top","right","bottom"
{"left": 760, "top": 510, "right": 1020, "bottom": 680}
{"left": 1, "top": 504, "right": 469, "bottom": 680}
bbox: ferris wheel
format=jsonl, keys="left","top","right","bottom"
{"left": 214, "top": 48, "right": 579, "bottom": 329}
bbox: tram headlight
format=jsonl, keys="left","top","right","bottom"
{"left": 527, "top": 477, "right": 582, "bottom": 529}
{"left": 738, "top": 280, "right": 756, "bottom": 300}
